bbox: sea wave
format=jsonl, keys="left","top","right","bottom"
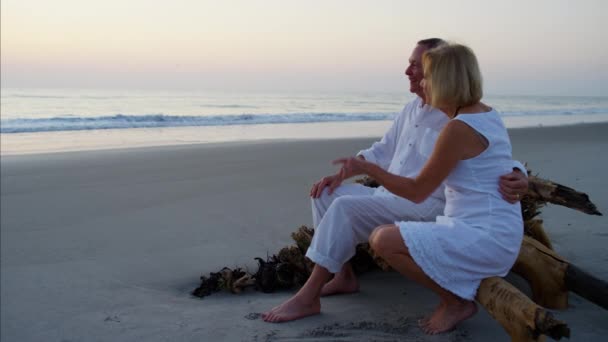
{"left": 198, "top": 104, "right": 260, "bottom": 109}
{"left": 2, "top": 107, "right": 608, "bottom": 133}
{"left": 0, "top": 112, "right": 396, "bottom": 133}
{"left": 499, "top": 108, "right": 608, "bottom": 116}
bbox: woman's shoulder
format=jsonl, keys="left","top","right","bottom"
{"left": 441, "top": 119, "right": 478, "bottom": 140}
{"left": 454, "top": 104, "right": 501, "bottom": 128}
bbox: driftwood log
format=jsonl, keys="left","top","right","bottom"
{"left": 526, "top": 175, "right": 602, "bottom": 216}
{"left": 192, "top": 173, "right": 605, "bottom": 341}
{"left": 476, "top": 277, "right": 570, "bottom": 341}
{"left": 524, "top": 219, "right": 553, "bottom": 250}
{"left": 513, "top": 236, "right": 608, "bottom": 310}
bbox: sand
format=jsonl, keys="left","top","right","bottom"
{"left": 2, "top": 123, "right": 607, "bottom": 341}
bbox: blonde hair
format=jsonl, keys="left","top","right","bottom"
{"left": 422, "top": 43, "right": 483, "bottom": 109}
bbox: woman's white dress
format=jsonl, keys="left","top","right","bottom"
{"left": 398, "top": 110, "right": 523, "bottom": 300}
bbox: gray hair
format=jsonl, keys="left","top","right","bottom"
{"left": 417, "top": 38, "right": 447, "bottom": 50}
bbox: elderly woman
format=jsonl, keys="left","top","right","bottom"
{"left": 263, "top": 44, "right": 523, "bottom": 335}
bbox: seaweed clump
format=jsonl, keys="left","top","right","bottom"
{"left": 192, "top": 267, "right": 254, "bottom": 298}
{"left": 192, "top": 226, "right": 316, "bottom": 298}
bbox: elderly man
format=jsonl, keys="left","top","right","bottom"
{"left": 262, "top": 38, "right": 527, "bottom": 323}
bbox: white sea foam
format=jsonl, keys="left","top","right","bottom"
{"left": 0, "top": 113, "right": 396, "bottom": 133}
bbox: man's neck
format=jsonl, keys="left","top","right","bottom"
{"left": 414, "top": 92, "right": 426, "bottom": 105}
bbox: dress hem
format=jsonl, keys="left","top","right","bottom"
{"left": 398, "top": 221, "right": 479, "bottom": 300}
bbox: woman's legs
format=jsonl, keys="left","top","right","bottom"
{"left": 369, "top": 224, "right": 477, "bottom": 334}
{"left": 262, "top": 264, "right": 331, "bottom": 323}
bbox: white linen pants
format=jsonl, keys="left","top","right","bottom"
{"left": 306, "top": 184, "right": 444, "bottom": 273}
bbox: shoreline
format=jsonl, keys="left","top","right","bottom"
{"left": 2, "top": 114, "right": 608, "bottom": 156}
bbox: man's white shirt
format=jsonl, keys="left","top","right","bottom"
{"left": 357, "top": 96, "right": 526, "bottom": 202}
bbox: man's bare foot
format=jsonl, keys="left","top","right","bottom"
{"left": 262, "top": 295, "right": 321, "bottom": 323}
{"left": 320, "top": 273, "right": 359, "bottom": 296}
{"left": 421, "top": 300, "right": 477, "bottom": 335}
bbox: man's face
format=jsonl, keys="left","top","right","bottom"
{"left": 404, "top": 44, "right": 427, "bottom": 97}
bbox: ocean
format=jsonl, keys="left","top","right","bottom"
{"left": 1, "top": 88, "right": 608, "bottom": 154}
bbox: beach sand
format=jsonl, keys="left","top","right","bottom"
{"left": 2, "top": 123, "right": 607, "bottom": 341}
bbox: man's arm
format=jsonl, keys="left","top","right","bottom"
{"left": 357, "top": 104, "right": 411, "bottom": 169}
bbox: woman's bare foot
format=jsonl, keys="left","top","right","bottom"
{"left": 262, "top": 295, "right": 321, "bottom": 323}
{"left": 417, "top": 302, "right": 445, "bottom": 327}
{"left": 420, "top": 300, "right": 477, "bottom": 334}
{"left": 320, "top": 272, "right": 359, "bottom": 296}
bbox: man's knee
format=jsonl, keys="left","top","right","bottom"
{"left": 310, "top": 195, "right": 323, "bottom": 211}
{"left": 369, "top": 224, "right": 405, "bottom": 257}
{"left": 311, "top": 186, "right": 340, "bottom": 210}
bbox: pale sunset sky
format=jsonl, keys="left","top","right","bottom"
{"left": 1, "top": 0, "right": 607, "bottom": 95}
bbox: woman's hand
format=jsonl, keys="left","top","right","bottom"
{"left": 332, "top": 157, "right": 371, "bottom": 180}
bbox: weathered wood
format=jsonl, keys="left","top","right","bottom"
{"left": 232, "top": 274, "right": 256, "bottom": 293}
{"left": 523, "top": 219, "right": 553, "bottom": 250}
{"left": 512, "top": 236, "right": 608, "bottom": 311}
{"left": 512, "top": 237, "right": 569, "bottom": 309}
{"left": 476, "top": 277, "right": 570, "bottom": 341}
{"left": 527, "top": 175, "right": 602, "bottom": 216}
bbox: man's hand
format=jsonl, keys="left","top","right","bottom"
{"left": 310, "top": 155, "right": 369, "bottom": 198}
{"left": 310, "top": 173, "right": 344, "bottom": 198}
{"left": 332, "top": 157, "right": 370, "bottom": 181}
{"left": 499, "top": 169, "right": 528, "bottom": 204}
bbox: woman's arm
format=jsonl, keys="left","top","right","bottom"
{"left": 335, "top": 120, "right": 472, "bottom": 203}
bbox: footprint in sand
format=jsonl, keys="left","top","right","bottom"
{"left": 264, "top": 318, "right": 470, "bottom": 341}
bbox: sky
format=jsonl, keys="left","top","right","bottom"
{"left": 1, "top": 0, "right": 607, "bottom": 96}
